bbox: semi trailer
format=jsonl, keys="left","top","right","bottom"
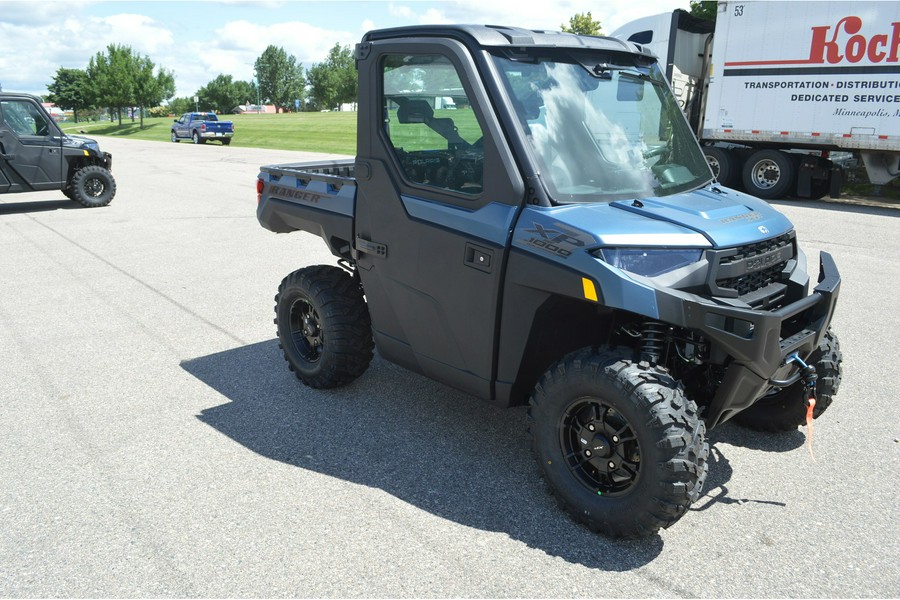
{"left": 612, "top": 1, "right": 900, "bottom": 199}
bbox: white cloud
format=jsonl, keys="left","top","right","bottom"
{"left": 0, "top": 0, "right": 94, "bottom": 26}
{"left": 0, "top": 12, "right": 178, "bottom": 95}
{"left": 151, "top": 20, "right": 359, "bottom": 97}
{"left": 100, "top": 14, "right": 175, "bottom": 54}
{"left": 0, "top": 0, "right": 692, "bottom": 98}
{"left": 386, "top": 0, "right": 689, "bottom": 33}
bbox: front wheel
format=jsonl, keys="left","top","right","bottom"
{"left": 171, "top": 130, "right": 179, "bottom": 143}
{"left": 733, "top": 329, "right": 842, "bottom": 432}
{"left": 69, "top": 165, "right": 116, "bottom": 207}
{"left": 528, "top": 349, "right": 709, "bottom": 538}
{"left": 274, "top": 265, "right": 374, "bottom": 389}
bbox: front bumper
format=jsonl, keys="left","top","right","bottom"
{"left": 660, "top": 252, "right": 841, "bottom": 427}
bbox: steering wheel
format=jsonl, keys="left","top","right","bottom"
{"left": 642, "top": 143, "right": 669, "bottom": 160}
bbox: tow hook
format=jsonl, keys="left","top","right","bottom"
{"left": 785, "top": 353, "right": 819, "bottom": 461}
{"left": 786, "top": 353, "right": 818, "bottom": 400}
{"left": 769, "top": 353, "right": 818, "bottom": 393}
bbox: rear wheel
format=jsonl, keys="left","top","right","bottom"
{"left": 528, "top": 349, "right": 708, "bottom": 538}
{"left": 222, "top": 138, "right": 232, "bottom": 146}
{"left": 734, "top": 329, "right": 842, "bottom": 432}
{"left": 275, "top": 265, "right": 374, "bottom": 389}
{"left": 192, "top": 131, "right": 204, "bottom": 144}
{"left": 704, "top": 147, "right": 740, "bottom": 188}
{"left": 742, "top": 149, "right": 796, "bottom": 199}
{"left": 69, "top": 165, "right": 116, "bottom": 207}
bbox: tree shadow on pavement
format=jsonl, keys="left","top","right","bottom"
{"left": 182, "top": 340, "right": 666, "bottom": 570}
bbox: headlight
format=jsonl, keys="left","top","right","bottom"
{"left": 597, "top": 247, "right": 703, "bottom": 277}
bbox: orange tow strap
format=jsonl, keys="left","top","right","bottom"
{"left": 806, "top": 396, "right": 816, "bottom": 462}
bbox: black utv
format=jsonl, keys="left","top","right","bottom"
{"left": 0, "top": 93, "right": 116, "bottom": 207}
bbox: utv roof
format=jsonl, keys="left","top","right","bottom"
{"left": 360, "top": 24, "right": 654, "bottom": 58}
{"left": 0, "top": 92, "right": 43, "bottom": 101}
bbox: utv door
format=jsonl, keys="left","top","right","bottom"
{"left": 0, "top": 99, "right": 64, "bottom": 192}
{"left": 354, "top": 39, "right": 525, "bottom": 400}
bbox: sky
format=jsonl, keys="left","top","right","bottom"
{"left": 0, "top": 0, "right": 692, "bottom": 99}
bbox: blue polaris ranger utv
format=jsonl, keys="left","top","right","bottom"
{"left": 256, "top": 25, "right": 842, "bottom": 538}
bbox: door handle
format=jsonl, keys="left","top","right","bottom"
{"left": 355, "top": 235, "right": 387, "bottom": 258}
{"left": 464, "top": 242, "right": 493, "bottom": 273}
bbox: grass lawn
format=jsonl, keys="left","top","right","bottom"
{"left": 60, "top": 112, "right": 358, "bottom": 155}
{"left": 59, "top": 112, "right": 898, "bottom": 202}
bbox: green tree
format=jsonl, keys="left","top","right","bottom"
{"left": 254, "top": 45, "right": 304, "bottom": 113}
{"left": 167, "top": 96, "right": 193, "bottom": 116}
{"left": 46, "top": 67, "right": 91, "bottom": 123}
{"left": 307, "top": 43, "right": 357, "bottom": 111}
{"left": 304, "top": 63, "right": 330, "bottom": 111}
{"left": 133, "top": 56, "right": 174, "bottom": 128}
{"left": 86, "top": 44, "right": 137, "bottom": 126}
{"left": 197, "top": 74, "right": 257, "bottom": 114}
{"left": 232, "top": 79, "right": 257, "bottom": 108}
{"left": 689, "top": 1, "right": 718, "bottom": 21}
{"left": 561, "top": 12, "right": 602, "bottom": 36}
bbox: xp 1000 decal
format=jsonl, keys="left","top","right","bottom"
{"left": 522, "top": 222, "right": 589, "bottom": 259}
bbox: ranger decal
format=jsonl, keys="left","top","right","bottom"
{"left": 269, "top": 184, "right": 325, "bottom": 205}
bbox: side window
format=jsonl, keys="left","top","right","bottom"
{"left": 0, "top": 100, "right": 51, "bottom": 137}
{"left": 628, "top": 30, "right": 654, "bottom": 44}
{"left": 382, "top": 54, "right": 485, "bottom": 196}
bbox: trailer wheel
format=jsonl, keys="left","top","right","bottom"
{"left": 704, "top": 147, "right": 740, "bottom": 188}
{"left": 528, "top": 348, "right": 708, "bottom": 538}
{"left": 69, "top": 165, "right": 116, "bottom": 208}
{"left": 734, "top": 329, "right": 842, "bottom": 432}
{"left": 742, "top": 149, "right": 795, "bottom": 199}
{"left": 275, "top": 265, "right": 374, "bottom": 389}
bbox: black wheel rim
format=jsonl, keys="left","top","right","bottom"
{"left": 559, "top": 397, "right": 641, "bottom": 497}
{"left": 288, "top": 297, "right": 323, "bottom": 363}
{"left": 84, "top": 177, "right": 105, "bottom": 198}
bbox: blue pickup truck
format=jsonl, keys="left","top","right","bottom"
{"left": 171, "top": 112, "right": 234, "bottom": 145}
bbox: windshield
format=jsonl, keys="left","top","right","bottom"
{"left": 493, "top": 50, "right": 712, "bottom": 203}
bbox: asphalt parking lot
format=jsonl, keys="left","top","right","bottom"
{"left": 1, "top": 137, "right": 898, "bottom": 597}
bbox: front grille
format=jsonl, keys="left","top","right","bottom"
{"left": 708, "top": 233, "right": 796, "bottom": 300}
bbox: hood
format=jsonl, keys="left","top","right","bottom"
{"left": 609, "top": 186, "right": 794, "bottom": 248}
{"left": 63, "top": 135, "right": 101, "bottom": 152}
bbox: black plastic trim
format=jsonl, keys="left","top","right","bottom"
{"left": 658, "top": 251, "right": 840, "bottom": 427}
